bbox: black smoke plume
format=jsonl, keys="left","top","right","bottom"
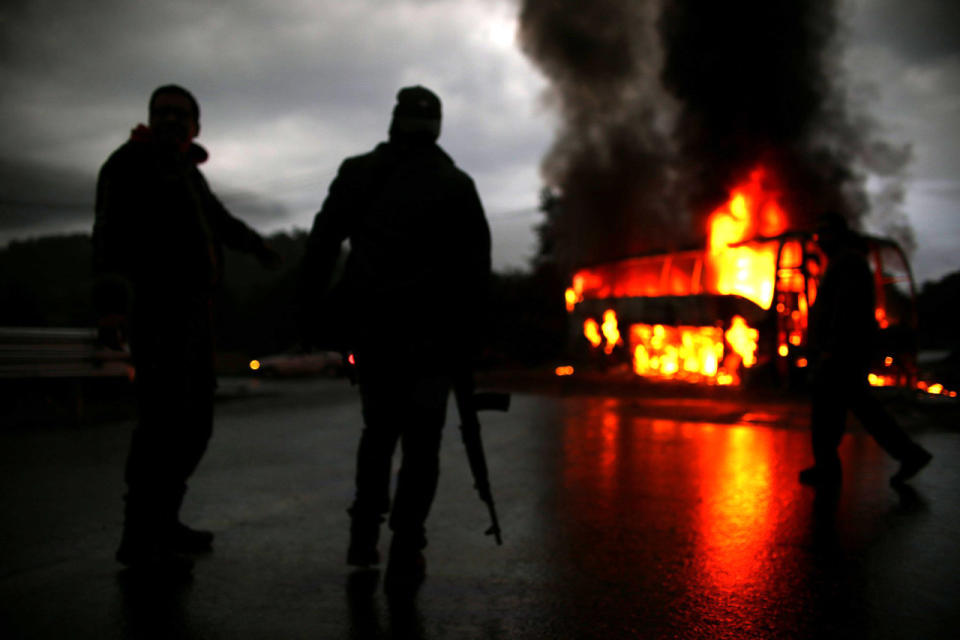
{"left": 520, "top": 0, "right": 913, "bottom": 271}
{"left": 519, "top": 0, "right": 680, "bottom": 271}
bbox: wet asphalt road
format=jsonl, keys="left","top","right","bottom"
{"left": 1, "top": 376, "right": 959, "bottom": 639}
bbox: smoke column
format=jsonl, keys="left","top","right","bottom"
{"left": 520, "top": 0, "right": 914, "bottom": 270}
{"left": 519, "top": 0, "right": 681, "bottom": 270}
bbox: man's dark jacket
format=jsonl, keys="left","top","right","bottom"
{"left": 302, "top": 140, "right": 491, "bottom": 366}
{"left": 93, "top": 129, "right": 266, "bottom": 315}
{"left": 808, "top": 245, "right": 878, "bottom": 368}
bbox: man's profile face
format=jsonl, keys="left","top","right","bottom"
{"left": 149, "top": 92, "right": 199, "bottom": 146}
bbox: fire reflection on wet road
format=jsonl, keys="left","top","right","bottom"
{"left": 2, "top": 379, "right": 956, "bottom": 639}
{"left": 543, "top": 393, "right": 949, "bottom": 639}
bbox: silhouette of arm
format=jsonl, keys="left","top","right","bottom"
{"left": 302, "top": 160, "right": 357, "bottom": 295}
{"left": 196, "top": 171, "right": 273, "bottom": 258}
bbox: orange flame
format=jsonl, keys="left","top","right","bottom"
{"left": 706, "top": 168, "right": 787, "bottom": 310}
{"left": 631, "top": 324, "right": 724, "bottom": 382}
{"left": 583, "top": 318, "right": 603, "bottom": 348}
{"left": 565, "top": 166, "right": 789, "bottom": 386}
{"left": 627, "top": 316, "right": 757, "bottom": 385}
{"left": 725, "top": 315, "right": 759, "bottom": 368}
{"left": 601, "top": 309, "right": 621, "bottom": 354}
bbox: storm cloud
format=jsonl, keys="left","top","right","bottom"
{"left": 0, "top": 0, "right": 957, "bottom": 282}
{"left": 0, "top": 0, "right": 551, "bottom": 268}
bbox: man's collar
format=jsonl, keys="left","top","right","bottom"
{"left": 129, "top": 124, "right": 208, "bottom": 164}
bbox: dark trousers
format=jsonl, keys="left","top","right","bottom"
{"left": 351, "top": 356, "right": 450, "bottom": 551}
{"left": 123, "top": 298, "right": 216, "bottom": 538}
{"left": 810, "top": 360, "right": 919, "bottom": 468}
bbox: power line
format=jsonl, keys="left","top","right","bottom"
{"left": 487, "top": 206, "right": 540, "bottom": 219}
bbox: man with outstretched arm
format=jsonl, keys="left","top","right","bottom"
{"left": 93, "top": 84, "right": 281, "bottom": 575}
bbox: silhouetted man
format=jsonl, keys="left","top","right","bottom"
{"left": 93, "top": 84, "right": 280, "bottom": 573}
{"left": 301, "top": 86, "right": 491, "bottom": 590}
{"left": 799, "top": 212, "right": 931, "bottom": 488}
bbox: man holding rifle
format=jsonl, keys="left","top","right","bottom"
{"left": 301, "top": 86, "right": 491, "bottom": 590}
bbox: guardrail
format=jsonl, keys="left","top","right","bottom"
{"left": 0, "top": 327, "right": 133, "bottom": 425}
{"left": 0, "top": 327, "right": 132, "bottom": 380}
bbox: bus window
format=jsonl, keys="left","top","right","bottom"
{"left": 870, "top": 243, "right": 916, "bottom": 329}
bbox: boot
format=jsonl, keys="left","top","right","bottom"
{"left": 116, "top": 527, "right": 194, "bottom": 578}
{"left": 383, "top": 534, "right": 426, "bottom": 594}
{"left": 347, "top": 510, "right": 383, "bottom": 567}
{"left": 171, "top": 521, "right": 214, "bottom": 554}
{"left": 799, "top": 462, "right": 842, "bottom": 488}
{"left": 891, "top": 448, "right": 933, "bottom": 486}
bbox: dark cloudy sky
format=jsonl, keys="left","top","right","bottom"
{"left": 1, "top": 0, "right": 958, "bottom": 283}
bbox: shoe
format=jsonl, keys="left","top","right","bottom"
{"left": 799, "top": 464, "right": 842, "bottom": 488}
{"left": 891, "top": 449, "right": 932, "bottom": 486}
{"left": 171, "top": 522, "right": 214, "bottom": 554}
{"left": 116, "top": 536, "right": 194, "bottom": 578}
{"left": 384, "top": 549, "right": 426, "bottom": 594}
{"left": 347, "top": 510, "right": 382, "bottom": 567}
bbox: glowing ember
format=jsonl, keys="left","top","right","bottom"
{"left": 875, "top": 307, "right": 890, "bottom": 329}
{"left": 871, "top": 376, "right": 958, "bottom": 398}
{"left": 868, "top": 373, "right": 896, "bottom": 387}
{"left": 249, "top": 359, "right": 261, "bottom": 371}
{"left": 705, "top": 167, "right": 787, "bottom": 310}
{"left": 555, "top": 365, "right": 575, "bottom": 376}
{"left": 916, "top": 380, "right": 957, "bottom": 396}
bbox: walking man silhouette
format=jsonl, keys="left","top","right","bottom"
{"left": 799, "top": 212, "right": 931, "bottom": 488}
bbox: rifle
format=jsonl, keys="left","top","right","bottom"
{"left": 453, "top": 372, "right": 510, "bottom": 546}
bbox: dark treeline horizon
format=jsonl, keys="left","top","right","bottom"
{"left": 0, "top": 231, "right": 568, "bottom": 367}
{"left": 1, "top": 231, "right": 958, "bottom": 360}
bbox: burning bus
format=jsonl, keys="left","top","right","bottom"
{"left": 563, "top": 167, "right": 920, "bottom": 389}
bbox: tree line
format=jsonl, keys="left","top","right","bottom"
{"left": 0, "top": 232, "right": 568, "bottom": 368}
